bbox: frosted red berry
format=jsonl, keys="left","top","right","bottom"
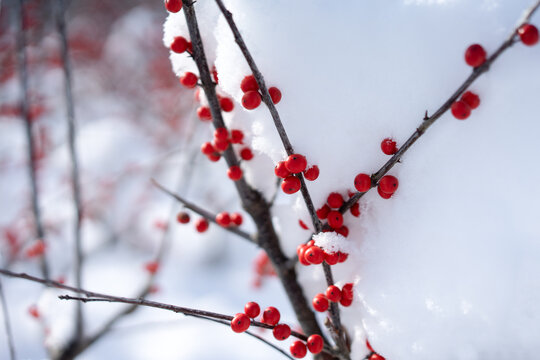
{"left": 262, "top": 306, "right": 280, "bottom": 325}
{"left": 230, "top": 129, "right": 244, "bottom": 144}
{"left": 327, "top": 192, "right": 344, "bottom": 208}
{"left": 307, "top": 334, "right": 324, "bottom": 354}
{"left": 305, "top": 245, "right": 324, "bottom": 265}
{"left": 285, "top": 154, "right": 307, "bottom": 173}
{"left": 378, "top": 175, "right": 399, "bottom": 195}
{"left": 240, "top": 75, "right": 258, "bottom": 92}
{"left": 461, "top": 91, "right": 480, "bottom": 109}
{"left": 327, "top": 211, "right": 343, "bottom": 229}
{"left": 518, "top": 23, "right": 539, "bottom": 46}
{"left": 290, "top": 341, "right": 307, "bottom": 359}
{"left": 377, "top": 186, "right": 392, "bottom": 199}
{"left": 268, "top": 87, "right": 282, "bottom": 104}
{"left": 197, "top": 106, "right": 212, "bottom": 121}
{"left": 316, "top": 204, "right": 331, "bottom": 219}
{"left": 230, "top": 213, "right": 243, "bottom": 226}
{"left": 216, "top": 212, "right": 231, "bottom": 227}
{"left": 179, "top": 72, "right": 197, "bottom": 88}
{"left": 244, "top": 301, "right": 260, "bottom": 318}
{"left": 324, "top": 251, "right": 339, "bottom": 265}
{"left": 165, "top": 0, "right": 182, "bottom": 13}
{"left": 177, "top": 212, "right": 190, "bottom": 224}
{"left": 326, "top": 285, "right": 342, "bottom": 302}
{"left": 144, "top": 261, "right": 160, "bottom": 274}
{"left": 273, "top": 323, "right": 291, "bottom": 340}
{"left": 351, "top": 202, "right": 360, "bottom": 217}
{"left": 170, "top": 36, "right": 188, "bottom": 53}
{"left": 227, "top": 166, "right": 242, "bottom": 181}
{"left": 195, "top": 218, "right": 209, "bottom": 232}
{"left": 312, "top": 294, "right": 329, "bottom": 312}
{"left": 220, "top": 97, "right": 234, "bottom": 112}
{"left": 242, "top": 91, "right": 262, "bottom": 110}
{"left": 231, "top": 313, "right": 250, "bottom": 333}
{"left": 240, "top": 147, "right": 254, "bottom": 160}
{"left": 354, "top": 173, "right": 372, "bottom": 192}
{"left": 281, "top": 176, "right": 301, "bottom": 194}
{"left": 464, "top": 44, "right": 487, "bottom": 67}
{"left": 303, "top": 165, "right": 319, "bottom": 181}
{"left": 381, "top": 138, "right": 397, "bottom": 155}
{"left": 451, "top": 100, "right": 471, "bottom": 120}
{"left": 214, "top": 127, "right": 229, "bottom": 141}
{"left": 275, "top": 161, "right": 291, "bottom": 178}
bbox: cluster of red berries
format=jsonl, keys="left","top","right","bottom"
{"left": 216, "top": 211, "right": 243, "bottom": 227}
{"left": 201, "top": 127, "right": 244, "bottom": 162}
{"left": 230, "top": 301, "right": 324, "bottom": 358}
{"left": 177, "top": 210, "right": 210, "bottom": 233}
{"left": 296, "top": 240, "right": 348, "bottom": 266}
{"left": 275, "top": 154, "right": 319, "bottom": 195}
{"left": 240, "top": 75, "right": 282, "bottom": 110}
{"left": 312, "top": 283, "right": 354, "bottom": 311}
{"left": 451, "top": 90, "right": 480, "bottom": 120}
{"left": 26, "top": 239, "right": 45, "bottom": 258}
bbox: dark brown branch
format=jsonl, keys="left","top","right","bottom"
{"left": 152, "top": 179, "right": 255, "bottom": 243}
{"left": 14, "top": 0, "right": 49, "bottom": 279}
{"left": 0, "top": 279, "right": 16, "bottom": 360}
{"left": 55, "top": 0, "right": 84, "bottom": 341}
{"left": 340, "top": 0, "right": 540, "bottom": 214}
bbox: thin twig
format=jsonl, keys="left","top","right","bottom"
{"left": 340, "top": 0, "right": 540, "bottom": 214}
{"left": 152, "top": 179, "right": 255, "bottom": 243}
{"left": 55, "top": 0, "right": 84, "bottom": 340}
{"left": 0, "top": 279, "right": 16, "bottom": 360}
{"left": 14, "top": 0, "right": 49, "bottom": 279}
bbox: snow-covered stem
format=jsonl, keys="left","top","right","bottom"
{"left": 341, "top": 0, "right": 540, "bottom": 214}
{"left": 55, "top": 0, "right": 84, "bottom": 342}
{"left": 152, "top": 179, "right": 255, "bottom": 243}
{"left": 14, "top": 0, "right": 49, "bottom": 279}
{"left": 0, "top": 279, "right": 16, "bottom": 360}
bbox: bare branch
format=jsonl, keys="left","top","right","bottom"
{"left": 152, "top": 179, "right": 255, "bottom": 243}
{"left": 0, "top": 279, "right": 16, "bottom": 360}
{"left": 340, "top": 0, "right": 540, "bottom": 214}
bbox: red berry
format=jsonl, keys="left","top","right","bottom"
{"left": 195, "top": 218, "right": 209, "bottom": 232}
{"left": 342, "top": 283, "right": 354, "bottom": 301}
{"left": 177, "top": 212, "right": 190, "bottom": 224}
{"left": 290, "top": 341, "right": 307, "bottom": 359}
{"left": 303, "top": 165, "right": 319, "bottom": 181}
{"left": 377, "top": 186, "right": 392, "bottom": 199}
{"left": 378, "top": 175, "right": 399, "bottom": 195}
{"left": 339, "top": 296, "right": 353, "bottom": 307}
{"left": 461, "top": 91, "right": 480, "bottom": 109}
{"left": 281, "top": 176, "right": 301, "bottom": 194}
{"left": 518, "top": 23, "right": 539, "bottom": 46}
{"left": 231, "top": 313, "right": 250, "bottom": 333}
{"left": 242, "top": 91, "right": 261, "bottom": 110}
{"left": 244, "top": 301, "right": 260, "bottom": 318}
{"left": 240, "top": 147, "right": 253, "bottom": 160}
{"left": 179, "top": 72, "right": 197, "bottom": 88}
{"left": 327, "top": 211, "right": 343, "bottom": 229}
{"left": 327, "top": 192, "right": 344, "bottom": 208}
{"left": 214, "top": 127, "right": 229, "bottom": 141}
{"left": 268, "top": 87, "right": 282, "bottom": 104}
{"left": 216, "top": 212, "right": 231, "bottom": 227}
{"left": 274, "top": 161, "right": 291, "bottom": 178}
{"left": 451, "top": 100, "right": 471, "bottom": 120}
{"left": 312, "top": 294, "right": 329, "bottom": 312}
{"left": 240, "top": 75, "right": 258, "bottom": 92}
{"left": 144, "top": 261, "right": 160, "bottom": 274}
{"left": 28, "top": 305, "right": 40, "bottom": 318}
{"left": 227, "top": 166, "right": 243, "bottom": 181}
{"left": 285, "top": 154, "right": 307, "bottom": 174}
{"left": 170, "top": 36, "right": 188, "bottom": 53}
{"left": 207, "top": 153, "right": 221, "bottom": 162}
{"left": 201, "top": 142, "right": 215, "bottom": 155}
{"left": 220, "top": 97, "right": 234, "bottom": 112}
{"left": 381, "top": 138, "right": 397, "bottom": 155}
{"left": 230, "top": 129, "right": 244, "bottom": 144}
{"left": 197, "top": 106, "right": 212, "bottom": 121}
{"left": 324, "top": 251, "right": 339, "bottom": 265}
{"left": 298, "top": 246, "right": 311, "bottom": 266}
{"left": 230, "top": 213, "right": 243, "bottom": 226}
{"left": 369, "top": 354, "right": 386, "bottom": 360}
{"left": 325, "top": 285, "right": 342, "bottom": 302}
{"left": 316, "top": 204, "right": 331, "bottom": 220}
{"left": 337, "top": 251, "right": 349, "bottom": 263}
{"left": 307, "top": 334, "right": 324, "bottom": 354}
{"left": 304, "top": 245, "right": 324, "bottom": 265}
{"left": 350, "top": 202, "right": 360, "bottom": 217}
{"left": 262, "top": 306, "right": 280, "bottom": 325}
{"left": 464, "top": 44, "right": 487, "bottom": 67}
{"left": 336, "top": 226, "right": 349, "bottom": 237}
{"left": 354, "top": 173, "right": 372, "bottom": 192}
{"left": 273, "top": 323, "right": 291, "bottom": 340}
{"left": 165, "top": 0, "right": 182, "bottom": 13}
{"left": 213, "top": 138, "right": 229, "bottom": 152}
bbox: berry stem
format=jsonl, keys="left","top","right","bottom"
{"left": 340, "top": 0, "right": 540, "bottom": 214}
